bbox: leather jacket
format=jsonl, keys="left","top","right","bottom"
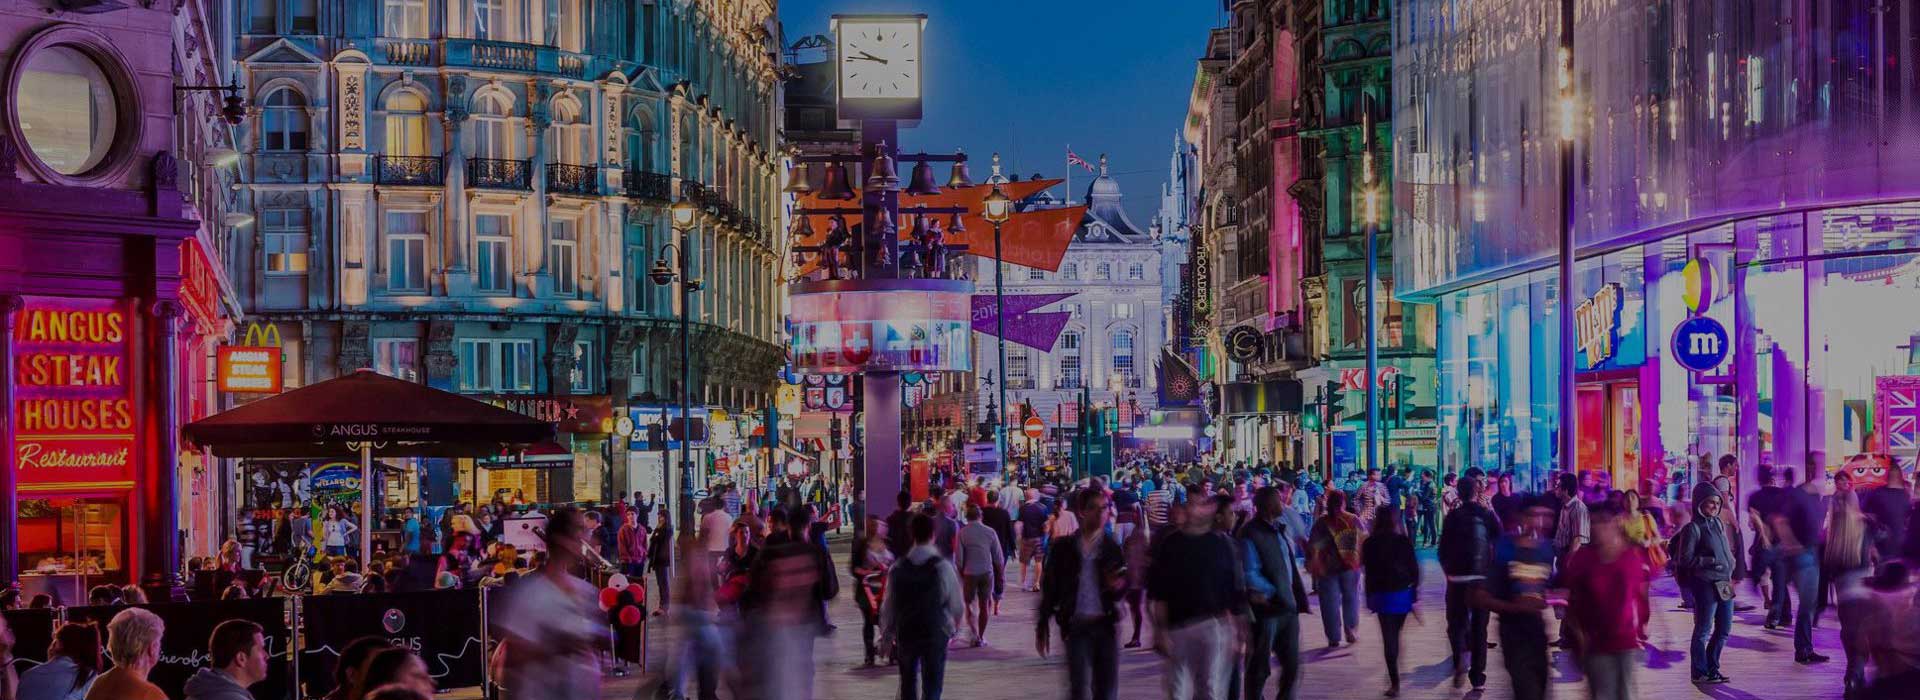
{"left": 1439, "top": 503, "right": 1502, "bottom": 579}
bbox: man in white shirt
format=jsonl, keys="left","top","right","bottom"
{"left": 700, "top": 498, "right": 734, "bottom": 564}
{"left": 997, "top": 479, "right": 1026, "bottom": 514}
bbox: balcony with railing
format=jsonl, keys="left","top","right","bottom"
{"left": 467, "top": 158, "right": 532, "bottom": 191}
{"left": 441, "top": 39, "right": 593, "bottom": 79}
{"left": 624, "top": 170, "right": 672, "bottom": 202}
{"left": 546, "top": 163, "right": 597, "bottom": 196}
{"left": 375, "top": 38, "right": 436, "bottom": 66}
{"left": 374, "top": 155, "right": 444, "bottom": 186}
{"left": 679, "top": 180, "right": 708, "bottom": 204}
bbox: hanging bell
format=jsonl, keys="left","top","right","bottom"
{"left": 947, "top": 212, "right": 967, "bottom": 235}
{"left": 866, "top": 140, "right": 900, "bottom": 190}
{"left": 947, "top": 151, "right": 974, "bottom": 188}
{"left": 909, "top": 212, "right": 930, "bottom": 240}
{"left": 819, "top": 161, "right": 856, "bottom": 201}
{"left": 905, "top": 159, "right": 942, "bottom": 196}
{"left": 790, "top": 213, "right": 815, "bottom": 239}
{"left": 783, "top": 161, "right": 814, "bottom": 194}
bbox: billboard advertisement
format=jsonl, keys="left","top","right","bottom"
{"left": 789, "top": 288, "right": 972, "bottom": 373}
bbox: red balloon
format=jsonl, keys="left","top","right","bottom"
{"left": 598, "top": 587, "right": 620, "bottom": 611}
{"left": 617, "top": 605, "right": 643, "bottom": 627}
{"left": 627, "top": 583, "right": 646, "bottom": 604}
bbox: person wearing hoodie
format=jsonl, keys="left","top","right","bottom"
{"left": 1671, "top": 482, "right": 1736, "bottom": 685}
{"left": 878, "top": 512, "right": 964, "bottom": 700}
{"left": 183, "top": 620, "right": 269, "bottom": 700}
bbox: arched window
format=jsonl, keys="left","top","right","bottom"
{"left": 260, "top": 88, "right": 309, "bottom": 152}
{"left": 546, "top": 96, "right": 589, "bottom": 165}
{"left": 472, "top": 92, "right": 513, "bottom": 160}
{"left": 1112, "top": 329, "right": 1136, "bottom": 387}
{"left": 384, "top": 91, "right": 429, "bottom": 156}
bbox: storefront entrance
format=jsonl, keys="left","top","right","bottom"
{"left": 1576, "top": 378, "right": 1642, "bottom": 496}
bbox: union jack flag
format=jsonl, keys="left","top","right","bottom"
{"left": 1066, "top": 149, "right": 1094, "bottom": 173}
{"left": 1877, "top": 376, "right": 1920, "bottom": 473}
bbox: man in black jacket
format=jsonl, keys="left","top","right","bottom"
{"left": 1240, "top": 486, "right": 1312, "bottom": 700}
{"left": 1438, "top": 475, "right": 1502, "bottom": 691}
{"left": 1036, "top": 488, "right": 1126, "bottom": 700}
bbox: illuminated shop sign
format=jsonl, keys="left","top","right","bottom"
{"left": 218, "top": 346, "right": 283, "bottom": 393}
{"left": 12, "top": 297, "right": 136, "bottom": 489}
{"left": 1574, "top": 283, "right": 1624, "bottom": 370}
{"left": 788, "top": 289, "right": 972, "bottom": 374}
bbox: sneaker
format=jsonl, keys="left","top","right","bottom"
{"left": 1709, "top": 674, "right": 1732, "bottom": 684}
{"left": 1797, "top": 653, "right": 1831, "bottom": 664}
{"left": 1452, "top": 672, "right": 1466, "bottom": 690}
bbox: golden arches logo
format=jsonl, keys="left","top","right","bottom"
{"left": 241, "top": 322, "right": 282, "bottom": 348}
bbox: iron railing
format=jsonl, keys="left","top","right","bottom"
{"left": 374, "top": 155, "right": 443, "bottom": 186}
{"left": 466, "top": 157, "right": 532, "bottom": 190}
{"left": 624, "top": 170, "right": 672, "bottom": 202}
{"left": 545, "top": 163, "right": 597, "bottom": 196}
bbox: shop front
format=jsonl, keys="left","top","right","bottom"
{"left": 464, "top": 394, "right": 616, "bottom": 506}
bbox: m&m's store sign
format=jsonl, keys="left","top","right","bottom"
{"left": 12, "top": 297, "right": 136, "bottom": 489}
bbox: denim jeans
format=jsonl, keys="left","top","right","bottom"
{"left": 672, "top": 609, "right": 731, "bottom": 700}
{"left": 1065, "top": 619, "right": 1119, "bottom": 700}
{"left": 896, "top": 634, "right": 950, "bottom": 700}
{"left": 1583, "top": 650, "right": 1637, "bottom": 700}
{"left": 1314, "top": 570, "right": 1360, "bottom": 645}
{"left": 1444, "top": 582, "right": 1490, "bottom": 687}
{"left": 1767, "top": 549, "right": 1793, "bottom": 625}
{"left": 1500, "top": 620, "right": 1550, "bottom": 700}
{"left": 1164, "top": 616, "right": 1234, "bottom": 700}
{"left": 1689, "top": 578, "right": 1734, "bottom": 679}
{"left": 1244, "top": 613, "right": 1301, "bottom": 700}
{"left": 1789, "top": 551, "right": 1820, "bottom": 656}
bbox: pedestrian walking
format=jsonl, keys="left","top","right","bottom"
{"left": 1748, "top": 465, "right": 1790, "bottom": 625}
{"left": 494, "top": 507, "right": 606, "bottom": 700}
{"left": 1563, "top": 506, "right": 1649, "bottom": 700}
{"left": 1362, "top": 505, "right": 1419, "bottom": 698}
{"left": 1037, "top": 488, "right": 1126, "bottom": 700}
{"left": 1148, "top": 493, "right": 1246, "bottom": 700}
{"left": 1240, "top": 486, "right": 1311, "bottom": 700}
{"left": 1306, "top": 489, "right": 1364, "bottom": 648}
{"left": 1355, "top": 469, "right": 1389, "bottom": 526}
{"left": 878, "top": 513, "right": 965, "bottom": 700}
{"left": 1016, "top": 488, "right": 1050, "bottom": 592}
{"left": 1824, "top": 490, "right": 1876, "bottom": 695}
{"left": 743, "top": 506, "right": 838, "bottom": 700}
{"left": 1438, "top": 474, "right": 1500, "bottom": 691}
{"left": 182, "top": 620, "right": 270, "bottom": 700}
{"left": 1121, "top": 516, "right": 1152, "bottom": 649}
{"left": 956, "top": 503, "right": 1006, "bottom": 646}
{"left": 1621, "top": 490, "right": 1664, "bottom": 638}
{"left": 1472, "top": 496, "right": 1558, "bottom": 700}
{"left": 1861, "top": 467, "right": 1910, "bottom": 562}
{"left": 84, "top": 608, "right": 165, "bottom": 700}
{"left": 1772, "top": 463, "right": 1831, "bottom": 664}
{"left": 668, "top": 531, "right": 728, "bottom": 700}
{"left": 1672, "top": 482, "right": 1736, "bottom": 685}
{"left": 852, "top": 517, "right": 896, "bottom": 668}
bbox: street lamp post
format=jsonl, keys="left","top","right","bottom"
{"left": 983, "top": 183, "right": 1014, "bottom": 477}
{"left": 1361, "top": 93, "right": 1382, "bottom": 476}
{"left": 1555, "top": 0, "right": 1578, "bottom": 489}
{"left": 652, "top": 197, "right": 702, "bottom": 531}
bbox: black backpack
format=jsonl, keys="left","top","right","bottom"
{"left": 890, "top": 556, "right": 950, "bottom": 642}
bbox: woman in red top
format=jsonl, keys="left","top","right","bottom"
{"left": 1563, "top": 506, "right": 1649, "bottom": 700}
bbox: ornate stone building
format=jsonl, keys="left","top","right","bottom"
{"left": 231, "top": 0, "right": 787, "bottom": 502}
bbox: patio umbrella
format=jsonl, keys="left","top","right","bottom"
{"left": 185, "top": 369, "right": 556, "bottom": 564}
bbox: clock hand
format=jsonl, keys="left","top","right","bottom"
{"left": 853, "top": 51, "right": 890, "bottom": 64}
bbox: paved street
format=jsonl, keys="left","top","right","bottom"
{"left": 595, "top": 551, "right": 1850, "bottom": 700}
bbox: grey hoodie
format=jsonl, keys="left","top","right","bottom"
{"left": 182, "top": 668, "right": 255, "bottom": 700}
{"left": 1672, "top": 482, "right": 1735, "bottom": 583}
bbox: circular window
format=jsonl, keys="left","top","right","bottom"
{"left": 15, "top": 45, "right": 119, "bottom": 176}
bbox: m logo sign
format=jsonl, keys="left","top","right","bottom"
{"left": 1671, "top": 316, "right": 1730, "bottom": 373}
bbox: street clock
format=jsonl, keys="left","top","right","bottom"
{"left": 832, "top": 14, "right": 925, "bottom": 121}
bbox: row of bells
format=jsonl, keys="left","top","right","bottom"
{"left": 784, "top": 143, "right": 974, "bottom": 200}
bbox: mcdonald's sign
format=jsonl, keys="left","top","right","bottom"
{"left": 219, "top": 323, "right": 284, "bottom": 393}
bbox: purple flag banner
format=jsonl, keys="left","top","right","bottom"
{"left": 971, "top": 293, "right": 1075, "bottom": 351}
{"left": 972, "top": 292, "right": 1075, "bottom": 324}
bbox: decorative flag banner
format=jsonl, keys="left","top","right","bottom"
{"left": 1157, "top": 348, "right": 1201, "bottom": 406}
{"left": 791, "top": 179, "right": 1084, "bottom": 274}
{"left": 1876, "top": 375, "right": 1920, "bottom": 476}
{"left": 971, "top": 292, "right": 1075, "bottom": 351}
{"left": 1066, "top": 150, "right": 1094, "bottom": 172}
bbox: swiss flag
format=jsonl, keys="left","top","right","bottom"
{"left": 842, "top": 323, "right": 874, "bottom": 366}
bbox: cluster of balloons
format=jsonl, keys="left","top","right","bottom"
{"left": 597, "top": 573, "right": 647, "bottom": 628}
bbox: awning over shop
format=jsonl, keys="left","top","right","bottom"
{"left": 184, "top": 369, "right": 555, "bottom": 458}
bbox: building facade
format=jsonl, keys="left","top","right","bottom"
{"left": 2, "top": 0, "right": 244, "bottom": 593}
{"left": 1395, "top": 0, "right": 1920, "bottom": 497}
{"left": 1301, "top": 0, "right": 1438, "bottom": 475}
{"left": 232, "top": 0, "right": 786, "bottom": 506}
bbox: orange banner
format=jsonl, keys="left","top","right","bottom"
{"left": 791, "top": 179, "right": 1081, "bottom": 274}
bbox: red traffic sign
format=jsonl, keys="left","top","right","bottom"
{"left": 1022, "top": 417, "right": 1046, "bottom": 440}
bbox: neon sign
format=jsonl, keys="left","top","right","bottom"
{"left": 12, "top": 297, "right": 136, "bottom": 488}
{"left": 1574, "top": 283, "right": 1624, "bottom": 370}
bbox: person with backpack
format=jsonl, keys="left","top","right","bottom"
{"left": 878, "top": 513, "right": 964, "bottom": 700}
{"left": 1306, "top": 489, "right": 1365, "bottom": 649}
{"left": 1438, "top": 475, "right": 1501, "bottom": 691}
{"left": 1671, "top": 482, "right": 1736, "bottom": 685}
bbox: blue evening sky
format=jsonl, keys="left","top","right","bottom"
{"left": 779, "top": 0, "right": 1224, "bottom": 224}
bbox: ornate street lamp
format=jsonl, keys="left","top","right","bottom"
{"left": 982, "top": 180, "right": 1014, "bottom": 475}
{"left": 656, "top": 199, "right": 703, "bottom": 530}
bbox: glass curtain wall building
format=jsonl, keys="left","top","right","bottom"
{"left": 1394, "top": 0, "right": 1920, "bottom": 496}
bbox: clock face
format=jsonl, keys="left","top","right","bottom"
{"left": 836, "top": 20, "right": 921, "bottom": 101}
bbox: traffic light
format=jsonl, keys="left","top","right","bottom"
{"left": 1303, "top": 408, "right": 1322, "bottom": 431}
{"left": 1393, "top": 375, "right": 1416, "bottom": 427}
{"left": 1324, "top": 380, "right": 1345, "bottom": 422}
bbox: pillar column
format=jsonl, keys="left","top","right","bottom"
{"left": 143, "top": 299, "right": 185, "bottom": 599}
{"left": 0, "top": 295, "right": 22, "bottom": 586}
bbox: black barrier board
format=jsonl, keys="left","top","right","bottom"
{"left": 64, "top": 599, "right": 294, "bottom": 700}
{"left": 2, "top": 608, "right": 57, "bottom": 678}
{"left": 299, "top": 589, "right": 485, "bottom": 694}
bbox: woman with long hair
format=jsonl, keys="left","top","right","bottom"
{"left": 17, "top": 623, "right": 102, "bottom": 700}
{"left": 347, "top": 648, "right": 434, "bottom": 700}
{"left": 322, "top": 506, "right": 357, "bottom": 557}
{"left": 1307, "top": 489, "right": 1365, "bottom": 648}
{"left": 1362, "top": 505, "right": 1419, "bottom": 697}
{"left": 1622, "top": 490, "right": 1664, "bottom": 639}
{"left": 1824, "top": 490, "right": 1877, "bottom": 695}
{"left": 850, "top": 517, "right": 895, "bottom": 668}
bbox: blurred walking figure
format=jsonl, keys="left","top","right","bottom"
{"left": 1306, "top": 490, "right": 1364, "bottom": 648}
{"left": 667, "top": 531, "right": 728, "bottom": 700}
{"left": 1037, "top": 488, "right": 1126, "bottom": 700}
{"left": 1473, "top": 497, "right": 1557, "bottom": 700}
{"left": 955, "top": 503, "right": 1005, "bottom": 646}
{"left": 1771, "top": 464, "right": 1830, "bottom": 664}
{"left": 1563, "top": 507, "right": 1648, "bottom": 700}
{"left": 1824, "top": 490, "right": 1876, "bottom": 695}
{"left": 1362, "top": 505, "right": 1419, "bottom": 698}
{"left": 495, "top": 507, "right": 606, "bottom": 700}
{"left": 1240, "top": 486, "right": 1311, "bottom": 700}
{"left": 1672, "top": 482, "right": 1735, "bottom": 685}
{"left": 1121, "top": 514, "right": 1152, "bottom": 649}
{"left": 851, "top": 518, "right": 896, "bottom": 668}
{"left": 1438, "top": 475, "right": 1499, "bottom": 691}
{"left": 878, "top": 513, "right": 964, "bottom": 700}
{"left": 1148, "top": 493, "right": 1245, "bottom": 700}
{"left": 744, "top": 506, "right": 838, "bottom": 700}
